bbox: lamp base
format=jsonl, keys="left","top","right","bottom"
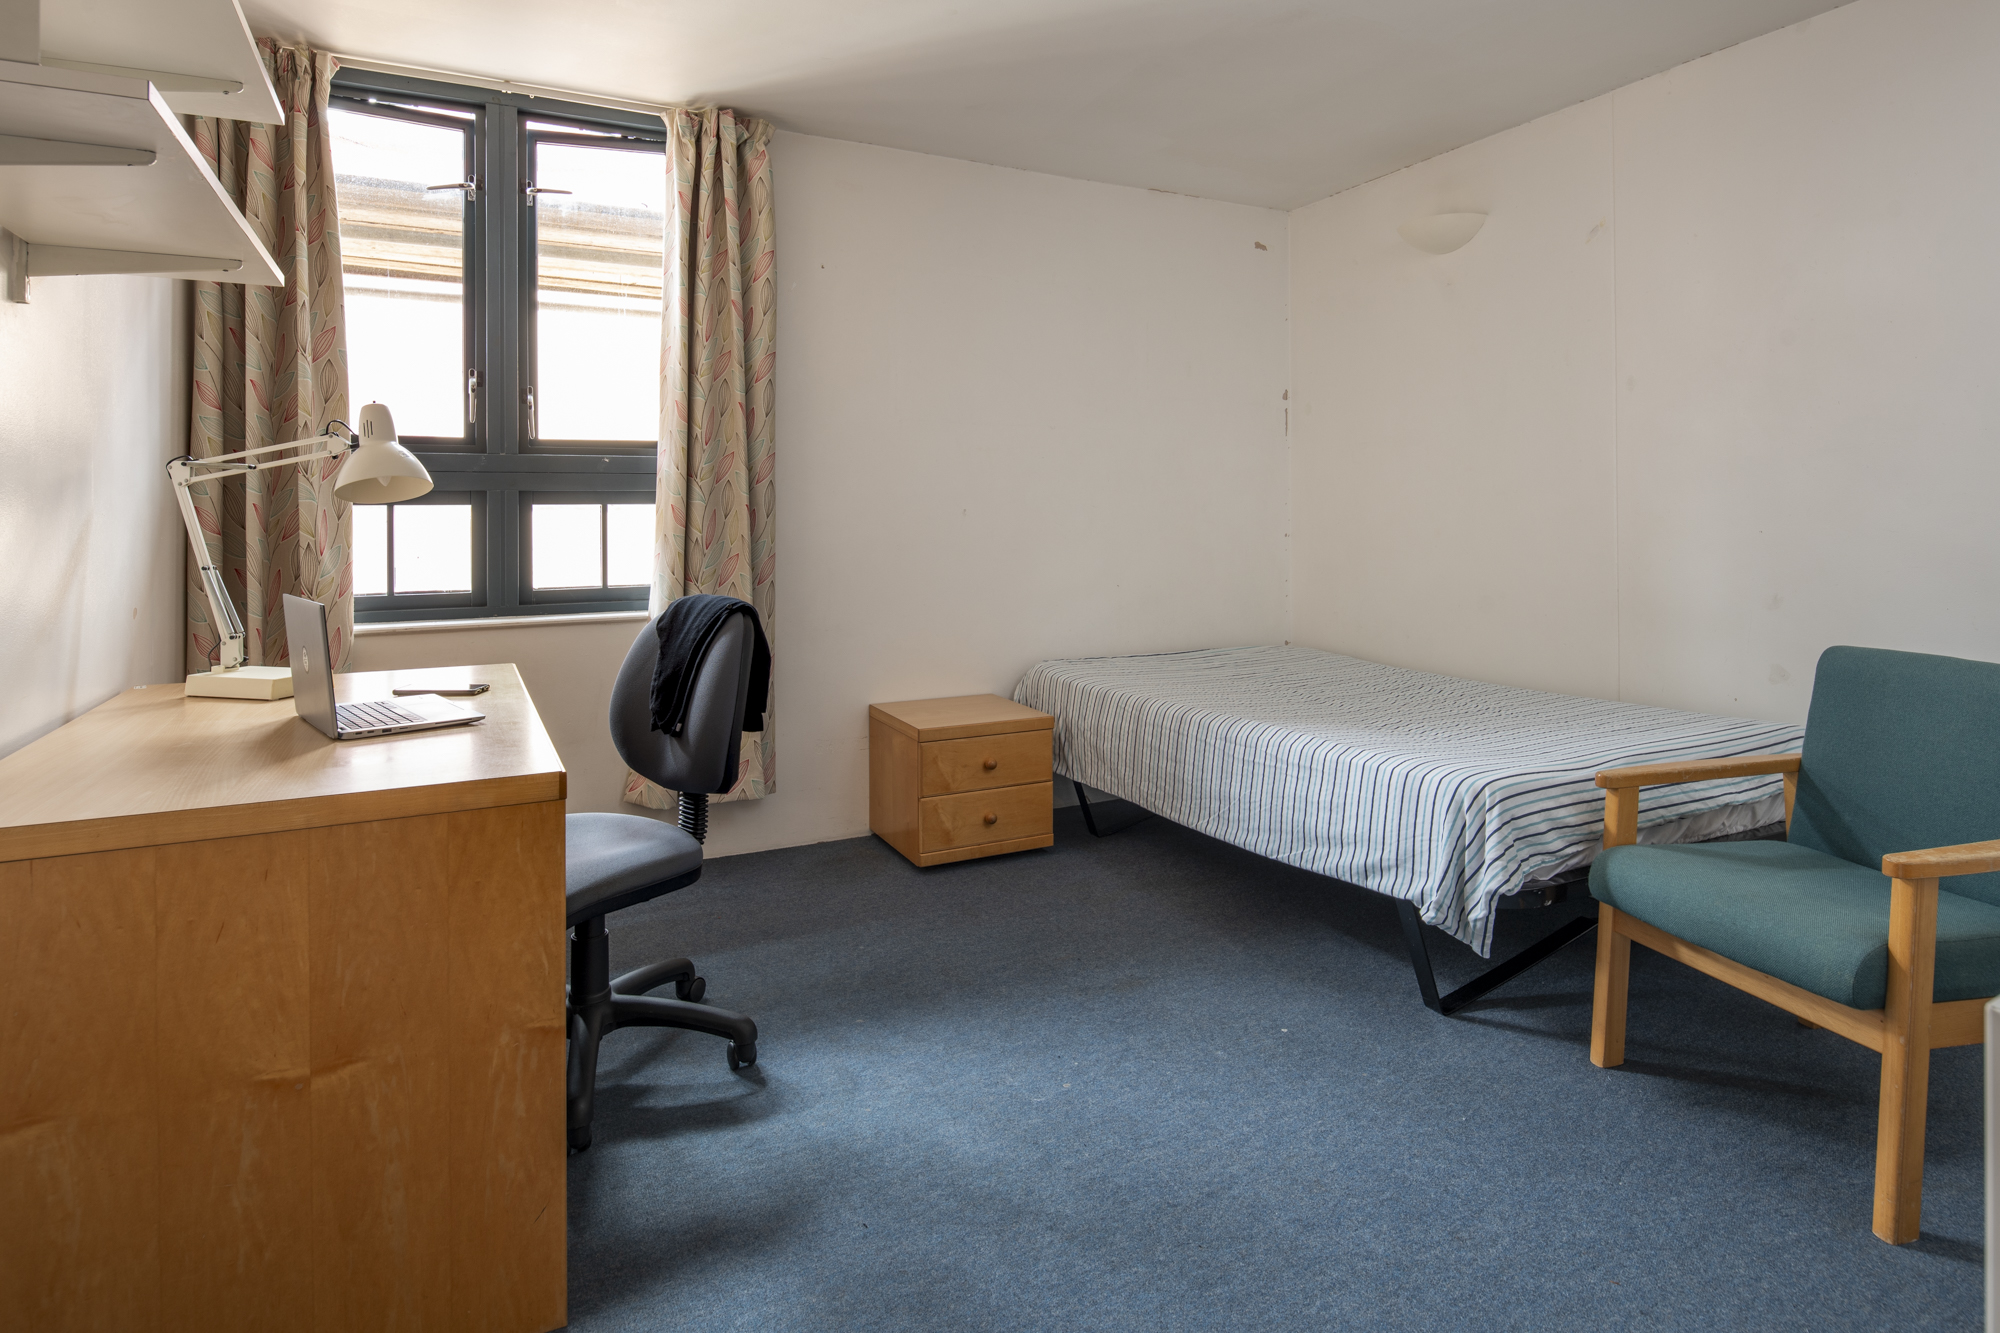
{"left": 186, "top": 665, "right": 294, "bottom": 700}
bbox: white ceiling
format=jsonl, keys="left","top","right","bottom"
{"left": 241, "top": 0, "right": 1852, "bottom": 209}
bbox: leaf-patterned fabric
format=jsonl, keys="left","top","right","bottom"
{"left": 625, "top": 108, "right": 777, "bottom": 809}
{"left": 185, "top": 43, "right": 352, "bottom": 673}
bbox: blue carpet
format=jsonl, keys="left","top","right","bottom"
{"left": 564, "top": 805, "right": 1982, "bottom": 1331}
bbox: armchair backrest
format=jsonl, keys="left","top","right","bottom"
{"left": 1791, "top": 645, "right": 2000, "bottom": 906}
{"left": 607, "top": 613, "right": 756, "bottom": 796}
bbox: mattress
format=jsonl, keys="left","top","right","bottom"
{"left": 1013, "top": 646, "right": 1802, "bottom": 955}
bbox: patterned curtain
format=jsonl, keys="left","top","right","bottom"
{"left": 185, "top": 42, "right": 351, "bottom": 673}
{"left": 624, "top": 108, "right": 777, "bottom": 808}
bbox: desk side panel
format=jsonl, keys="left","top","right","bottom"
{"left": 0, "top": 850, "right": 162, "bottom": 1332}
{"left": 309, "top": 815, "right": 454, "bottom": 1332}
{"left": 447, "top": 799, "right": 566, "bottom": 1333}
{"left": 155, "top": 832, "right": 313, "bottom": 1329}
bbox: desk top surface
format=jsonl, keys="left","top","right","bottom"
{"left": 0, "top": 664, "right": 566, "bottom": 862}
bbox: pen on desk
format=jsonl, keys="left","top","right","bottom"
{"left": 391, "top": 684, "right": 490, "bottom": 697}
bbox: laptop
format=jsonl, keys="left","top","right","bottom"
{"left": 282, "top": 594, "right": 484, "bottom": 740}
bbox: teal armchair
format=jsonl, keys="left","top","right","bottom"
{"left": 1587, "top": 645, "right": 2000, "bottom": 1244}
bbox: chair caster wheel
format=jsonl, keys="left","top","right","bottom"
{"left": 568, "top": 1125, "right": 592, "bottom": 1153}
{"left": 727, "top": 1040, "right": 757, "bottom": 1071}
{"left": 677, "top": 976, "right": 706, "bottom": 1003}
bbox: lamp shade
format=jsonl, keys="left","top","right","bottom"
{"left": 332, "top": 402, "right": 433, "bottom": 504}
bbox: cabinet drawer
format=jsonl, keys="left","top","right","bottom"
{"left": 919, "top": 782, "right": 1053, "bottom": 854}
{"left": 920, "top": 730, "right": 1052, "bottom": 796}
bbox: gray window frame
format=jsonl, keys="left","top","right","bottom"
{"left": 333, "top": 68, "right": 665, "bottom": 622}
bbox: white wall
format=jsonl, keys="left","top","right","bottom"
{"left": 357, "top": 131, "right": 1292, "bottom": 856}
{"left": 1288, "top": 0, "right": 2000, "bottom": 722}
{"left": 0, "top": 275, "right": 189, "bottom": 757}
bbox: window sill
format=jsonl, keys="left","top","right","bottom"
{"left": 355, "top": 610, "right": 651, "bottom": 637}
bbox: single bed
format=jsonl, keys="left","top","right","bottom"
{"left": 1014, "top": 646, "right": 1801, "bottom": 1004}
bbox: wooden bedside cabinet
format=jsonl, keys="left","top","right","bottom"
{"left": 869, "top": 694, "right": 1055, "bottom": 866}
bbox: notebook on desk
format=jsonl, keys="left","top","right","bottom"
{"left": 281, "top": 594, "right": 483, "bottom": 740}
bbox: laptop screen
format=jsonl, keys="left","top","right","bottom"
{"left": 281, "top": 594, "right": 340, "bottom": 738}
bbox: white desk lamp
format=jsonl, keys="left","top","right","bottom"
{"left": 170, "top": 402, "right": 432, "bottom": 700}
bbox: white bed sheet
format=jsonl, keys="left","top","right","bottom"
{"left": 1015, "top": 646, "right": 1802, "bottom": 955}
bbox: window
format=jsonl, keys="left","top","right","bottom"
{"left": 330, "top": 71, "right": 666, "bottom": 621}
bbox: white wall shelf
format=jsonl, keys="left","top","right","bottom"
{"left": 0, "top": 57, "right": 281, "bottom": 295}
{"left": 39, "top": 0, "right": 283, "bottom": 126}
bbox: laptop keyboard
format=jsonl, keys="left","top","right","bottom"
{"left": 336, "top": 700, "right": 426, "bottom": 731}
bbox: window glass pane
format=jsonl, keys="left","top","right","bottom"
{"left": 532, "top": 141, "right": 665, "bottom": 442}
{"left": 605, "top": 503, "right": 655, "bottom": 587}
{"left": 393, "top": 505, "right": 473, "bottom": 593}
{"left": 332, "top": 107, "right": 468, "bottom": 439}
{"left": 532, "top": 503, "right": 603, "bottom": 589}
{"left": 351, "top": 504, "right": 388, "bottom": 597}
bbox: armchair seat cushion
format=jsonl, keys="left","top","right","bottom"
{"left": 566, "top": 812, "right": 703, "bottom": 925}
{"left": 1590, "top": 839, "right": 2000, "bottom": 1009}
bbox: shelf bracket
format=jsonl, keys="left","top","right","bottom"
{"left": 40, "top": 59, "right": 245, "bottom": 96}
{"left": 0, "top": 133, "right": 156, "bottom": 166}
{"left": 26, "top": 244, "right": 243, "bottom": 279}
{"left": 1, "top": 226, "right": 25, "bottom": 303}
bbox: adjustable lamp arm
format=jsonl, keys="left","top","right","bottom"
{"left": 167, "top": 422, "right": 358, "bottom": 673}
{"left": 167, "top": 402, "right": 428, "bottom": 696}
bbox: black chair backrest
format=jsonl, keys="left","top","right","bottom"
{"left": 608, "top": 614, "right": 756, "bottom": 796}
{"left": 1791, "top": 645, "right": 2000, "bottom": 905}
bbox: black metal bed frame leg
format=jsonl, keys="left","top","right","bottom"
{"left": 1074, "top": 778, "right": 1104, "bottom": 837}
{"left": 1074, "top": 776, "right": 1588, "bottom": 1012}
{"left": 1071, "top": 778, "right": 1154, "bottom": 838}
{"left": 1395, "top": 899, "right": 1598, "bottom": 1016}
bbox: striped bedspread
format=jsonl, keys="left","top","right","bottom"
{"left": 1013, "top": 646, "right": 1802, "bottom": 955}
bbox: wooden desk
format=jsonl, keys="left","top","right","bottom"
{"left": 0, "top": 665, "right": 567, "bottom": 1333}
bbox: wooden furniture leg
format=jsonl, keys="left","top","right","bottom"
{"left": 1874, "top": 875, "right": 1939, "bottom": 1244}
{"left": 1589, "top": 787, "right": 1639, "bottom": 1070}
{"left": 1591, "top": 902, "right": 1630, "bottom": 1068}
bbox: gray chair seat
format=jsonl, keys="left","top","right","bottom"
{"left": 1591, "top": 838, "right": 2000, "bottom": 1009}
{"left": 565, "top": 812, "right": 704, "bottom": 925}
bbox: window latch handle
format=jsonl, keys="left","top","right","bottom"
{"left": 426, "top": 180, "right": 476, "bottom": 200}
{"left": 523, "top": 183, "right": 572, "bottom": 208}
{"left": 524, "top": 386, "right": 536, "bottom": 439}
{"left": 466, "top": 369, "right": 479, "bottom": 425}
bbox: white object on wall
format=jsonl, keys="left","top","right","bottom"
{"left": 1396, "top": 211, "right": 1486, "bottom": 254}
{"left": 0, "top": 59, "right": 283, "bottom": 297}
{"left": 39, "top": 0, "right": 284, "bottom": 125}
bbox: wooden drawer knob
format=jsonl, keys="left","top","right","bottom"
{"left": 983, "top": 758, "right": 998, "bottom": 770}
{"left": 984, "top": 812, "right": 998, "bottom": 825}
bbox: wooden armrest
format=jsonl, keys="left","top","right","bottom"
{"left": 1595, "top": 753, "right": 1800, "bottom": 790}
{"left": 1881, "top": 840, "right": 2000, "bottom": 880}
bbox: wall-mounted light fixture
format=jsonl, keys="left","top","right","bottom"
{"left": 1398, "top": 212, "right": 1486, "bottom": 255}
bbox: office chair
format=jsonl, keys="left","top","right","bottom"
{"left": 566, "top": 613, "right": 760, "bottom": 1153}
